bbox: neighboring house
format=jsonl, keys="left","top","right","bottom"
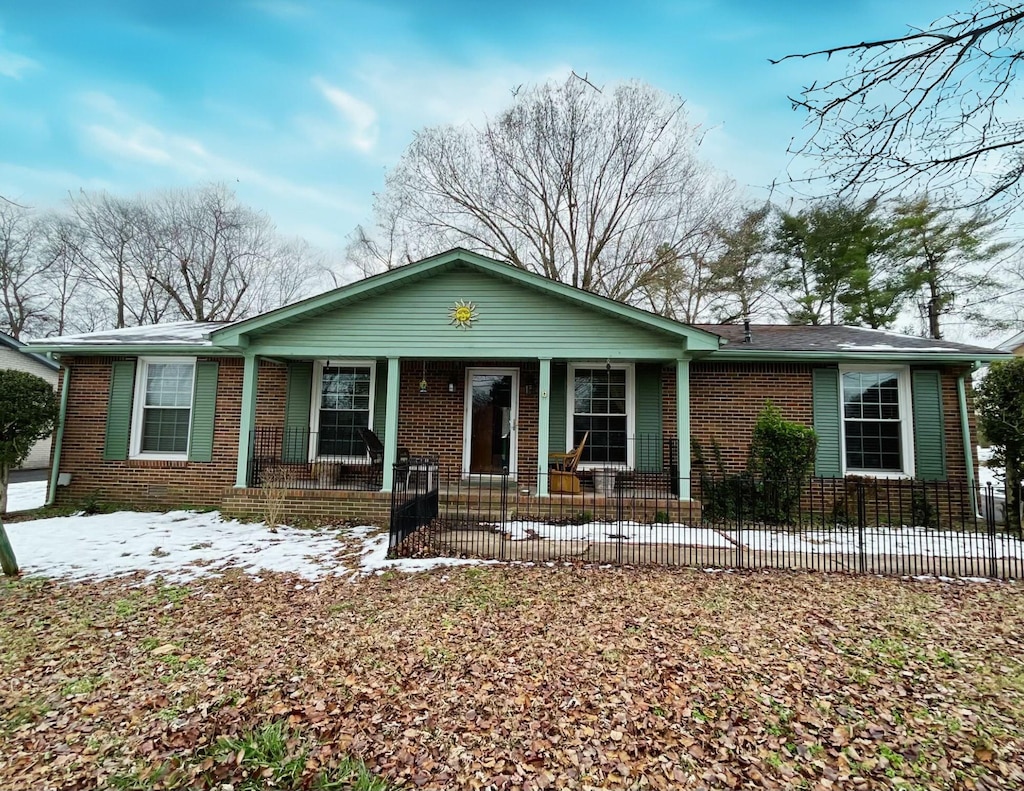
{"left": 998, "top": 329, "right": 1024, "bottom": 356}
{"left": 25, "top": 249, "right": 1010, "bottom": 522}
{"left": 1, "top": 331, "right": 59, "bottom": 470}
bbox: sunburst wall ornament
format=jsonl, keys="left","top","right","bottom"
{"left": 448, "top": 299, "right": 479, "bottom": 329}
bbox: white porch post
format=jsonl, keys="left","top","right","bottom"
{"left": 235, "top": 353, "right": 259, "bottom": 487}
{"left": 675, "top": 358, "right": 691, "bottom": 500}
{"left": 536, "top": 358, "right": 551, "bottom": 496}
{"left": 381, "top": 356, "right": 401, "bottom": 491}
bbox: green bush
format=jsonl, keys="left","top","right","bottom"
{"left": 749, "top": 401, "right": 817, "bottom": 523}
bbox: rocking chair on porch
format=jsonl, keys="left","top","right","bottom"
{"left": 357, "top": 427, "right": 386, "bottom": 488}
{"left": 548, "top": 431, "right": 588, "bottom": 494}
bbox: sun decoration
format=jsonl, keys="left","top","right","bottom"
{"left": 448, "top": 299, "right": 479, "bottom": 329}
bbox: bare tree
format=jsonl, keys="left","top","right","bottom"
{"left": 66, "top": 191, "right": 171, "bottom": 328}
{"left": 146, "top": 185, "right": 273, "bottom": 322}
{"left": 777, "top": 3, "right": 1024, "bottom": 207}
{"left": 355, "top": 74, "right": 735, "bottom": 307}
{"left": 0, "top": 204, "right": 52, "bottom": 339}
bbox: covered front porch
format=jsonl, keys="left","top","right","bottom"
{"left": 236, "top": 355, "right": 694, "bottom": 499}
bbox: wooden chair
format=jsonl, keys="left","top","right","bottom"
{"left": 357, "top": 427, "right": 385, "bottom": 488}
{"left": 548, "top": 431, "right": 588, "bottom": 494}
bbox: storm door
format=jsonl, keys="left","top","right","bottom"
{"left": 463, "top": 368, "right": 518, "bottom": 475}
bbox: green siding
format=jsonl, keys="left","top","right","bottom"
{"left": 250, "top": 268, "right": 686, "bottom": 359}
{"left": 912, "top": 369, "right": 947, "bottom": 480}
{"left": 549, "top": 363, "right": 567, "bottom": 454}
{"left": 188, "top": 361, "right": 219, "bottom": 462}
{"left": 372, "top": 359, "right": 387, "bottom": 440}
{"left": 813, "top": 367, "right": 842, "bottom": 478}
{"left": 284, "top": 361, "right": 313, "bottom": 462}
{"left": 104, "top": 360, "right": 136, "bottom": 461}
{"left": 635, "top": 363, "right": 663, "bottom": 472}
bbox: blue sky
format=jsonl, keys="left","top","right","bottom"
{"left": 0, "top": 0, "right": 949, "bottom": 252}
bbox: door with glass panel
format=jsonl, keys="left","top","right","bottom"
{"left": 314, "top": 364, "right": 372, "bottom": 458}
{"left": 463, "top": 369, "right": 518, "bottom": 475}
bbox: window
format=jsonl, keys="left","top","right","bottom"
{"left": 570, "top": 365, "right": 632, "bottom": 465}
{"left": 313, "top": 363, "right": 374, "bottom": 458}
{"left": 131, "top": 359, "right": 195, "bottom": 458}
{"left": 840, "top": 367, "right": 914, "bottom": 476}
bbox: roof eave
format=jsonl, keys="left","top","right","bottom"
{"left": 709, "top": 349, "right": 1010, "bottom": 363}
{"left": 26, "top": 344, "right": 242, "bottom": 356}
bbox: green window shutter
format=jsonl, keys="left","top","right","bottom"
{"left": 635, "top": 363, "right": 663, "bottom": 472}
{"left": 549, "top": 362, "right": 567, "bottom": 453}
{"left": 283, "top": 361, "right": 313, "bottom": 462}
{"left": 912, "top": 369, "right": 947, "bottom": 480}
{"left": 104, "top": 360, "right": 137, "bottom": 461}
{"left": 812, "top": 367, "right": 842, "bottom": 478}
{"left": 372, "top": 359, "right": 388, "bottom": 440}
{"left": 188, "top": 361, "right": 219, "bottom": 462}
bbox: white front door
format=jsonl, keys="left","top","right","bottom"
{"left": 463, "top": 368, "right": 519, "bottom": 475}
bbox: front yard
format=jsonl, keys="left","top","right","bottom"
{"left": 2, "top": 555, "right": 1023, "bottom": 790}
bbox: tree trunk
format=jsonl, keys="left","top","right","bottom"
{"left": 0, "top": 519, "right": 18, "bottom": 576}
{"left": 0, "top": 463, "right": 7, "bottom": 515}
{"left": 1006, "top": 463, "right": 1021, "bottom": 534}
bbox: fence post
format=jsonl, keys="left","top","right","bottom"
{"left": 735, "top": 476, "right": 744, "bottom": 570}
{"left": 856, "top": 481, "right": 867, "bottom": 574}
{"left": 986, "top": 483, "right": 998, "bottom": 579}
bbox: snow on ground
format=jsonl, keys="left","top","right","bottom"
{"left": 495, "top": 519, "right": 1024, "bottom": 559}
{"left": 500, "top": 519, "right": 734, "bottom": 548}
{"left": 4, "top": 510, "right": 482, "bottom": 583}
{"left": 4, "top": 480, "right": 47, "bottom": 513}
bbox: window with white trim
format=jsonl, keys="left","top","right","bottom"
{"left": 131, "top": 359, "right": 195, "bottom": 458}
{"left": 840, "top": 366, "right": 914, "bottom": 475}
{"left": 312, "top": 362, "right": 374, "bottom": 458}
{"left": 571, "top": 365, "right": 632, "bottom": 465}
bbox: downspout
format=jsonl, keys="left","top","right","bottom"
{"left": 46, "top": 360, "right": 71, "bottom": 507}
{"left": 957, "top": 365, "right": 978, "bottom": 516}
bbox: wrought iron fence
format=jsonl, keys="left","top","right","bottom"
{"left": 389, "top": 469, "right": 1024, "bottom": 580}
{"left": 248, "top": 427, "right": 382, "bottom": 490}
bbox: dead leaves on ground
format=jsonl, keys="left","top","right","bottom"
{"left": 1, "top": 567, "right": 1023, "bottom": 790}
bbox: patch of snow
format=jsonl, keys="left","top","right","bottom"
{"left": 26, "top": 321, "right": 224, "bottom": 347}
{"left": 835, "top": 343, "right": 961, "bottom": 352}
{"left": 5, "top": 510, "right": 354, "bottom": 582}
{"left": 496, "top": 519, "right": 734, "bottom": 548}
{"left": 355, "top": 532, "right": 492, "bottom": 575}
{"left": 4, "top": 480, "right": 47, "bottom": 513}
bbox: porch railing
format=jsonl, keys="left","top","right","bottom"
{"left": 247, "top": 427, "right": 382, "bottom": 490}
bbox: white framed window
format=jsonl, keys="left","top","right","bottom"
{"left": 839, "top": 365, "right": 915, "bottom": 477}
{"left": 130, "top": 357, "right": 196, "bottom": 460}
{"left": 568, "top": 363, "right": 635, "bottom": 468}
{"left": 309, "top": 361, "right": 375, "bottom": 460}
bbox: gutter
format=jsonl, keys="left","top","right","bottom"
{"left": 957, "top": 366, "right": 979, "bottom": 516}
{"left": 709, "top": 350, "right": 1009, "bottom": 364}
{"left": 46, "top": 361, "right": 71, "bottom": 508}
{"left": 23, "top": 344, "right": 241, "bottom": 356}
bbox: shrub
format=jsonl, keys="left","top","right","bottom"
{"left": 749, "top": 402, "right": 817, "bottom": 523}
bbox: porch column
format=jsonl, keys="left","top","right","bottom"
{"left": 536, "top": 358, "right": 551, "bottom": 496}
{"left": 235, "top": 352, "right": 259, "bottom": 487}
{"left": 381, "top": 356, "right": 401, "bottom": 491}
{"left": 675, "top": 358, "right": 691, "bottom": 500}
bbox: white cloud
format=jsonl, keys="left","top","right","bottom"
{"left": 74, "top": 92, "right": 362, "bottom": 215}
{"left": 312, "top": 77, "right": 379, "bottom": 152}
{"left": 0, "top": 47, "right": 39, "bottom": 79}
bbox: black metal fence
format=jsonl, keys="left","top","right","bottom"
{"left": 248, "top": 428, "right": 382, "bottom": 490}
{"left": 389, "top": 456, "right": 440, "bottom": 545}
{"left": 389, "top": 469, "right": 1024, "bottom": 580}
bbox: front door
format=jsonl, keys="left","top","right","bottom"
{"left": 463, "top": 368, "right": 518, "bottom": 475}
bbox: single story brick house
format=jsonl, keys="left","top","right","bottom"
{"left": 24, "top": 248, "right": 1009, "bottom": 523}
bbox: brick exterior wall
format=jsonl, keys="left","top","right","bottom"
{"left": 396, "top": 359, "right": 540, "bottom": 485}
{"left": 688, "top": 361, "right": 816, "bottom": 475}
{"left": 54, "top": 356, "right": 285, "bottom": 509}
{"left": 52, "top": 355, "right": 977, "bottom": 522}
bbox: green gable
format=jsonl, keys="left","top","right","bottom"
{"left": 217, "top": 251, "right": 720, "bottom": 360}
